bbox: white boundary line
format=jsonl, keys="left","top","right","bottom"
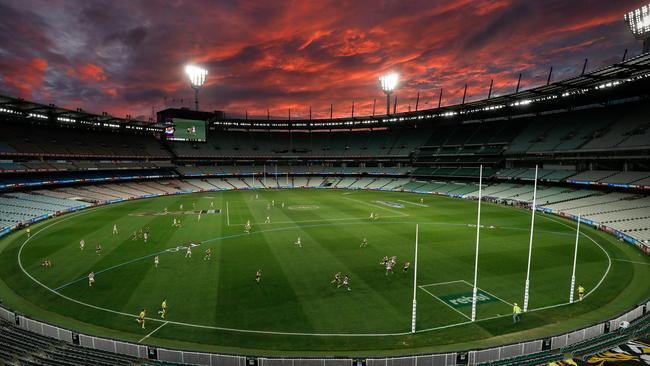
{"left": 139, "top": 321, "right": 168, "bottom": 343}
{"left": 10, "top": 192, "right": 620, "bottom": 337}
{"left": 538, "top": 214, "right": 611, "bottom": 299}
{"left": 418, "top": 285, "right": 472, "bottom": 321}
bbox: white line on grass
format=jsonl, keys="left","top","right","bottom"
{"left": 228, "top": 215, "right": 404, "bottom": 227}
{"left": 341, "top": 196, "right": 410, "bottom": 217}
{"left": 397, "top": 199, "right": 429, "bottom": 207}
{"left": 460, "top": 280, "right": 513, "bottom": 307}
{"left": 419, "top": 280, "right": 466, "bottom": 287}
{"left": 538, "top": 215, "right": 611, "bottom": 300}
{"left": 418, "top": 285, "right": 472, "bottom": 321}
{"left": 139, "top": 321, "right": 168, "bottom": 343}
{"left": 15, "top": 203, "right": 614, "bottom": 337}
{"left": 612, "top": 258, "right": 650, "bottom": 266}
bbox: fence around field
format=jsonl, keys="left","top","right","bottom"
{"left": 0, "top": 299, "right": 648, "bottom": 366}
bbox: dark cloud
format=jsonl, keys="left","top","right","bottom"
{"left": 0, "top": 0, "right": 644, "bottom": 119}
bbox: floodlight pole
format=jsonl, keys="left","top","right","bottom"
{"left": 411, "top": 224, "right": 419, "bottom": 333}
{"left": 569, "top": 214, "right": 581, "bottom": 303}
{"left": 471, "top": 165, "right": 483, "bottom": 322}
{"left": 386, "top": 93, "right": 391, "bottom": 115}
{"left": 523, "top": 165, "right": 538, "bottom": 312}
{"left": 193, "top": 87, "right": 199, "bottom": 111}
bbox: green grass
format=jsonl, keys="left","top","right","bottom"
{"left": 0, "top": 188, "right": 648, "bottom": 356}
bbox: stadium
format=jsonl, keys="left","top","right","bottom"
{"left": 0, "top": 2, "right": 650, "bottom": 366}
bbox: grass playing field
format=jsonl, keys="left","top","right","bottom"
{"left": 0, "top": 188, "right": 649, "bottom": 356}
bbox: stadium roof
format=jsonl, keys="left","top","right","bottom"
{"left": 2, "top": 53, "right": 650, "bottom": 132}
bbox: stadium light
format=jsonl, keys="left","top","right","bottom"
{"left": 185, "top": 64, "right": 208, "bottom": 111}
{"left": 625, "top": 4, "right": 650, "bottom": 53}
{"left": 379, "top": 73, "right": 398, "bottom": 115}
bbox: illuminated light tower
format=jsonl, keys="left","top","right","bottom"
{"left": 379, "top": 73, "right": 398, "bottom": 115}
{"left": 185, "top": 64, "right": 208, "bottom": 111}
{"left": 625, "top": 4, "right": 650, "bottom": 53}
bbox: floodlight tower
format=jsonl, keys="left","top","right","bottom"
{"left": 185, "top": 64, "right": 208, "bottom": 111}
{"left": 625, "top": 4, "right": 650, "bottom": 53}
{"left": 379, "top": 73, "right": 398, "bottom": 115}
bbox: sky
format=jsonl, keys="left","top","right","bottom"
{"left": 0, "top": 0, "right": 645, "bottom": 120}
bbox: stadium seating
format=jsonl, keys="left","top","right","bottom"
{"left": 169, "top": 129, "right": 431, "bottom": 158}
{"left": 0, "top": 320, "right": 167, "bottom": 366}
{"left": 0, "top": 124, "right": 172, "bottom": 159}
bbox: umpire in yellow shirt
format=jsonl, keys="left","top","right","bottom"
{"left": 513, "top": 303, "right": 522, "bottom": 323}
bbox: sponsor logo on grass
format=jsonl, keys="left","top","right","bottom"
{"left": 373, "top": 200, "right": 405, "bottom": 209}
{"left": 287, "top": 205, "right": 319, "bottom": 210}
{"left": 129, "top": 209, "right": 221, "bottom": 216}
{"left": 440, "top": 290, "right": 497, "bottom": 308}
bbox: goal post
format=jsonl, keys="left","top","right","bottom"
{"left": 471, "top": 165, "right": 483, "bottom": 322}
{"left": 523, "top": 165, "right": 539, "bottom": 312}
{"left": 569, "top": 214, "right": 581, "bottom": 303}
{"left": 411, "top": 224, "right": 419, "bottom": 333}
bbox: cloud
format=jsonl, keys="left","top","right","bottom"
{"left": 0, "top": 0, "right": 642, "bottom": 118}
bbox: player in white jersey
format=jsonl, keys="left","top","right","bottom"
{"left": 210, "top": 201, "right": 214, "bottom": 208}
{"left": 172, "top": 218, "right": 177, "bottom": 227}
{"left": 369, "top": 212, "right": 374, "bottom": 220}
{"left": 154, "top": 256, "right": 159, "bottom": 268}
{"left": 185, "top": 245, "right": 192, "bottom": 258}
{"left": 255, "top": 269, "right": 262, "bottom": 283}
{"left": 294, "top": 236, "right": 302, "bottom": 248}
{"left": 385, "top": 260, "right": 394, "bottom": 275}
{"left": 143, "top": 232, "right": 148, "bottom": 243}
{"left": 360, "top": 238, "right": 368, "bottom": 247}
{"left": 265, "top": 216, "right": 271, "bottom": 224}
{"left": 244, "top": 220, "right": 251, "bottom": 234}
{"left": 197, "top": 212, "right": 201, "bottom": 222}
{"left": 180, "top": 204, "right": 183, "bottom": 210}
{"left": 271, "top": 200, "right": 275, "bottom": 206}
{"left": 80, "top": 239, "right": 85, "bottom": 250}
{"left": 281, "top": 202, "right": 285, "bottom": 208}
{"left": 342, "top": 274, "right": 351, "bottom": 291}
{"left": 88, "top": 272, "right": 95, "bottom": 287}
{"left": 113, "top": 224, "right": 118, "bottom": 234}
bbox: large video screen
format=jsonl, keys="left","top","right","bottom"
{"left": 164, "top": 118, "right": 206, "bottom": 142}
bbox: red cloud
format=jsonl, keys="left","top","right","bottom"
{"left": 67, "top": 63, "right": 107, "bottom": 82}
{"left": 0, "top": 1, "right": 640, "bottom": 119}
{"left": 2, "top": 58, "right": 48, "bottom": 99}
